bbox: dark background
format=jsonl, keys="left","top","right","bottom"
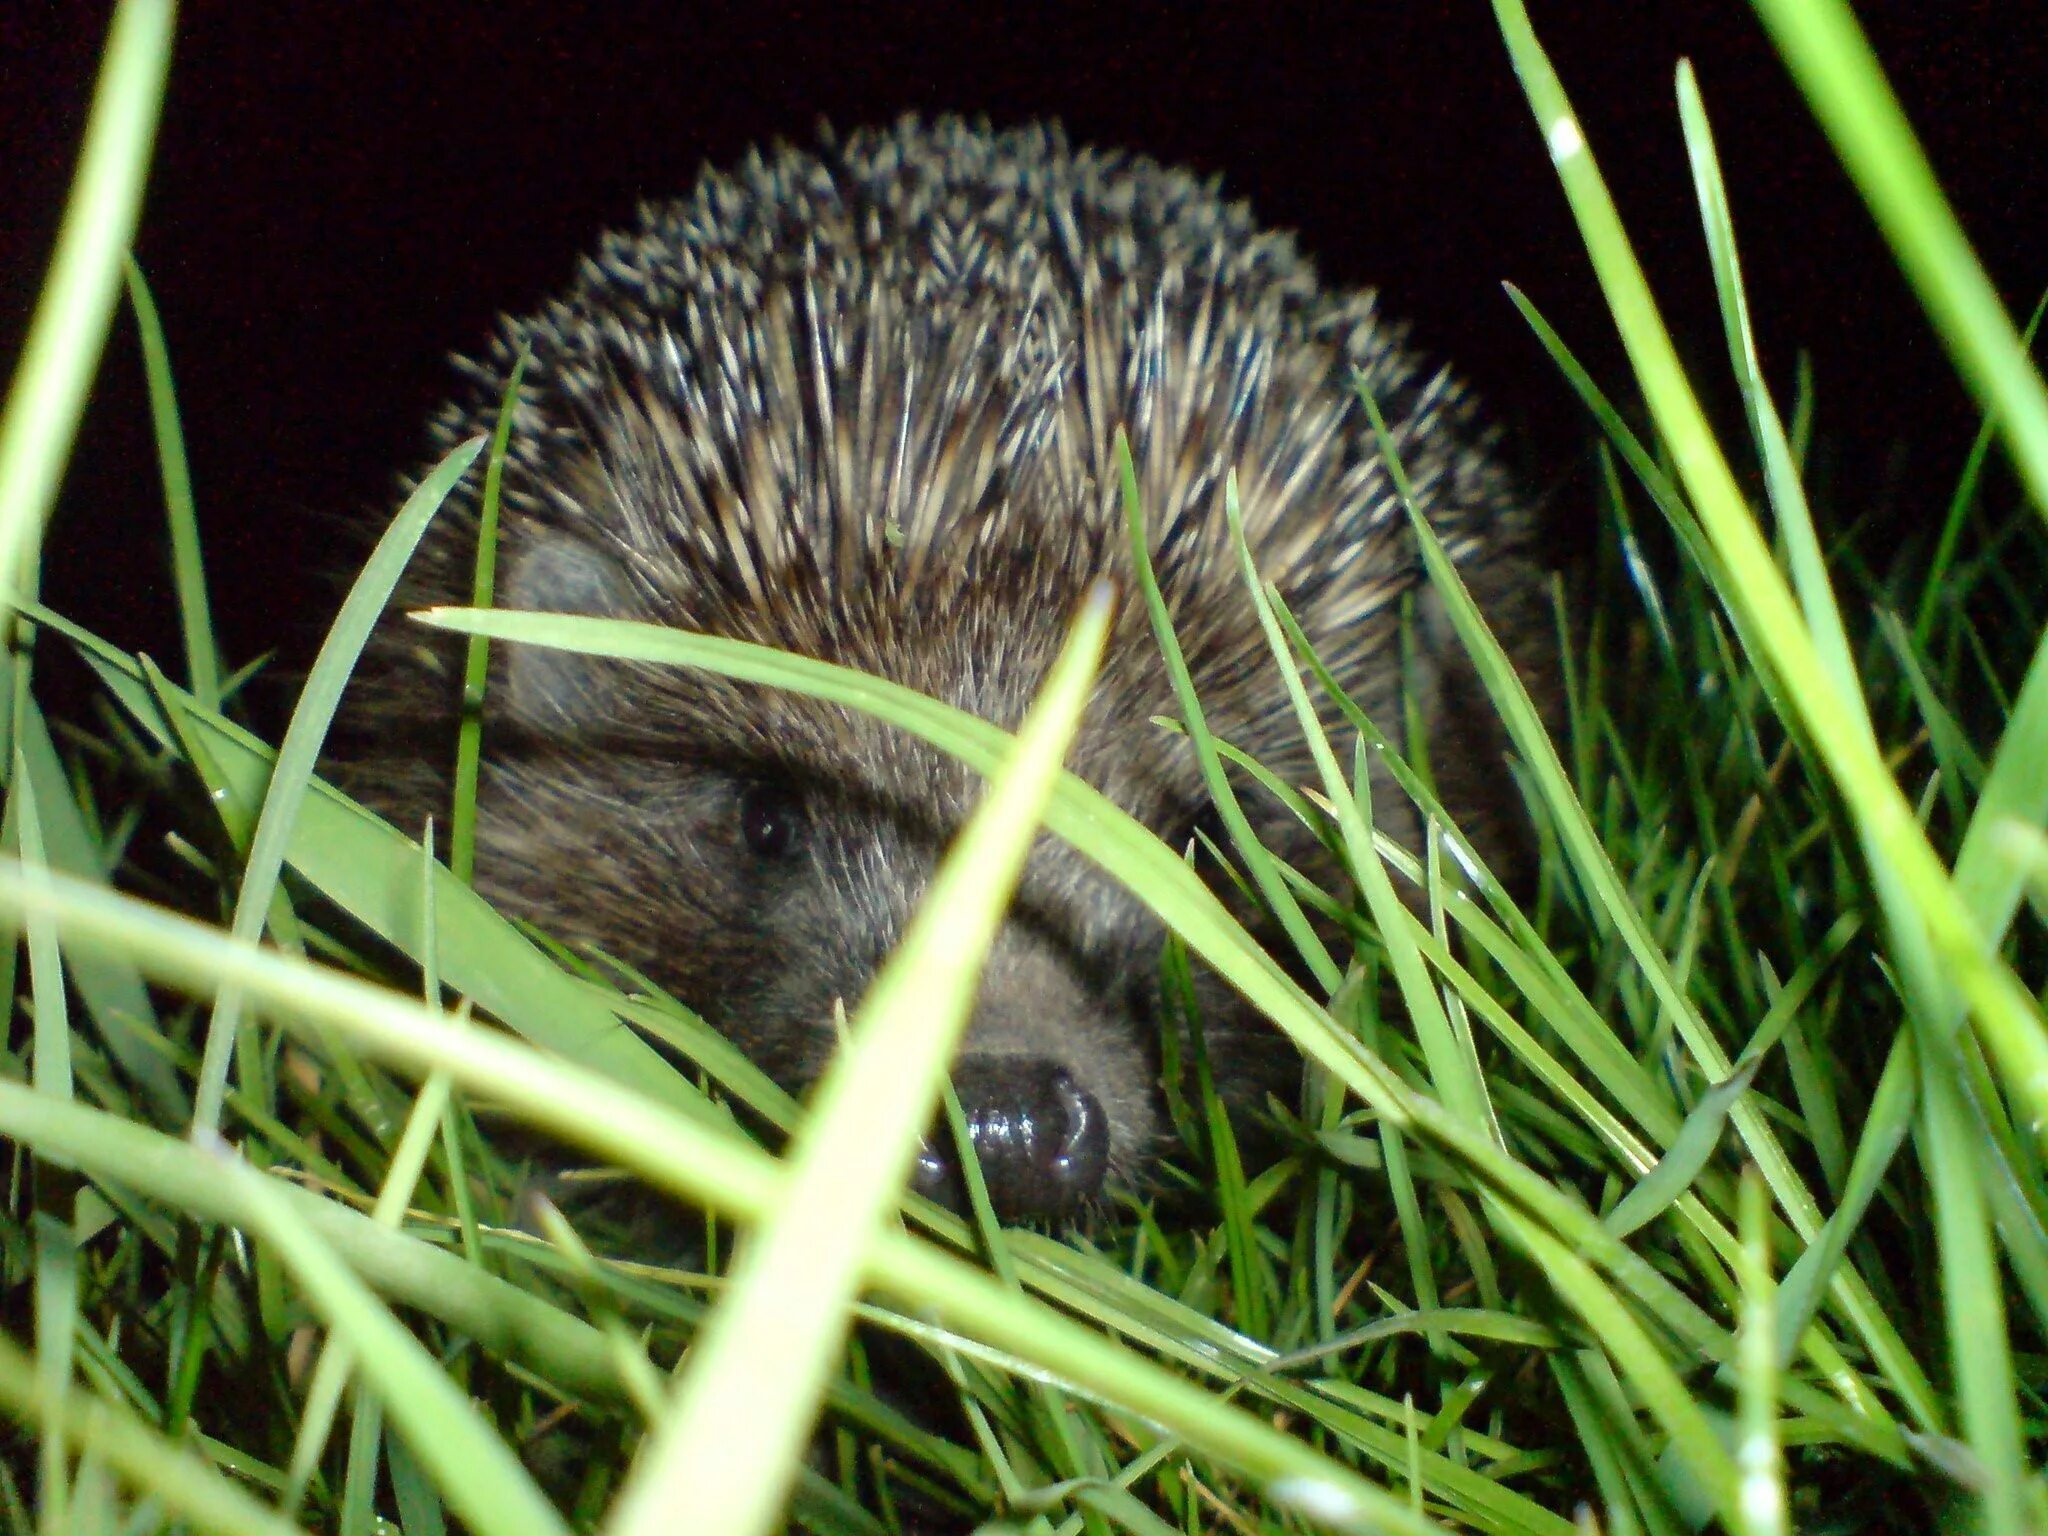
{"left": 5, "top": 3, "right": 2045, "bottom": 686}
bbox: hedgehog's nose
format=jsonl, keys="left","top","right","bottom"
{"left": 911, "top": 1058, "right": 1108, "bottom": 1221}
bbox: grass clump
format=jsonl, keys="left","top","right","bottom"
{"left": 5, "top": 1, "right": 2048, "bottom": 1532}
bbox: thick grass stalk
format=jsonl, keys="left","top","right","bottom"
{"left": 605, "top": 584, "right": 1109, "bottom": 1536}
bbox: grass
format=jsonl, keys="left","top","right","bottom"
{"left": 4, "top": 1, "right": 2048, "bottom": 1532}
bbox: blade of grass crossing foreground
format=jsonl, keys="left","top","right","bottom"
{"left": 1225, "top": 475, "right": 1493, "bottom": 1135}
{"left": 21, "top": 737, "right": 84, "bottom": 1536}
{"left": 1286, "top": 405, "right": 1752, "bottom": 1506}
{"left": 340, "top": 1391, "right": 386, "bottom": 1536}
{"left": 33, "top": 611, "right": 703, "bottom": 1118}
{"left": 1368, "top": 383, "right": 1930, "bottom": 1433}
{"left": 1224, "top": 477, "right": 1482, "bottom": 1362}
{"left": 1734, "top": 1171, "right": 1787, "bottom": 1536}
{"left": 1951, "top": 630, "right": 2048, "bottom": 945}
{"left": 17, "top": 755, "right": 73, "bottom": 1109}
{"left": 12, "top": 698, "right": 183, "bottom": 1115}
{"left": 1520, "top": 105, "right": 2012, "bottom": 1436}
{"left": 1491, "top": 0, "right": 2048, "bottom": 1161}
{"left": 0, "top": 866, "right": 1459, "bottom": 1534}
{"left": 412, "top": 603, "right": 1765, "bottom": 1385}
{"left": 0, "top": 0, "right": 173, "bottom": 618}
{"left": 190, "top": 435, "right": 483, "bottom": 1139}
{"left": 1915, "top": 290, "right": 2048, "bottom": 646}
{"left": 602, "top": 584, "right": 1110, "bottom": 1536}
{"left": 0, "top": 1086, "right": 624, "bottom": 1409}
{"left": 32, "top": 1210, "right": 79, "bottom": 1536}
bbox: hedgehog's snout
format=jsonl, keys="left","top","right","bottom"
{"left": 911, "top": 1057, "right": 1109, "bottom": 1220}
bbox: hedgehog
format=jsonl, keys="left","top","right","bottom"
{"left": 332, "top": 116, "right": 1555, "bottom": 1224}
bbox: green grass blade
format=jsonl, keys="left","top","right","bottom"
{"left": 0, "top": 0, "right": 173, "bottom": 614}
{"left": 16, "top": 752, "right": 73, "bottom": 1108}
{"left": 48, "top": 620, "right": 706, "bottom": 1120}
{"left": 412, "top": 604, "right": 1760, "bottom": 1369}
{"left": 1774, "top": 1037, "right": 1915, "bottom": 1365}
{"left": 1115, "top": 430, "right": 1339, "bottom": 992}
{"left": 0, "top": 1084, "right": 625, "bottom": 1409}
{"left": 285, "top": 845, "right": 471, "bottom": 1518}
{"left": 124, "top": 257, "right": 221, "bottom": 713}
{"left": 31, "top": 1214, "right": 79, "bottom": 1536}
{"left": 1915, "top": 289, "right": 2048, "bottom": 645}
{"left": 0, "top": 1331, "right": 307, "bottom": 1536}
{"left": 1489, "top": 3, "right": 2035, "bottom": 1459}
{"left": 191, "top": 436, "right": 483, "bottom": 1138}
{"left": 1747, "top": 0, "right": 2048, "bottom": 525}
{"left": 11, "top": 698, "right": 183, "bottom": 1116}
{"left": 208, "top": 1142, "right": 570, "bottom": 1536}
{"left": 384, "top": 1428, "right": 448, "bottom": 1536}
{"left": 1952, "top": 633, "right": 2048, "bottom": 943}
{"left": 450, "top": 353, "right": 527, "bottom": 886}
{"left": 1678, "top": 62, "right": 1867, "bottom": 725}
{"left": 1601, "top": 1059, "right": 1758, "bottom": 1242}
{"left": 1733, "top": 1171, "right": 1786, "bottom": 1536}
{"left": 1502, "top": 1206, "right": 1742, "bottom": 1522}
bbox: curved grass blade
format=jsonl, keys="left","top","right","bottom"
{"left": 450, "top": 353, "right": 527, "bottom": 885}
{"left": 411, "top": 604, "right": 1765, "bottom": 1371}
{"left": 39, "top": 613, "right": 706, "bottom": 1120}
{"left": 190, "top": 437, "right": 483, "bottom": 1138}
{"left": 10, "top": 696, "right": 184, "bottom": 1115}
{"left": 1490, "top": 0, "right": 2025, "bottom": 1459}
{"left": 1602, "top": 1058, "right": 1759, "bottom": 1242}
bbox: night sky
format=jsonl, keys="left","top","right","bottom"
{"left": 6, "top": 3, "right": 2045, "bottom": 698}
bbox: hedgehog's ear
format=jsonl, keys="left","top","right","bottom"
{"left": 499, "top": 531, "right": 637, "bottom": 734}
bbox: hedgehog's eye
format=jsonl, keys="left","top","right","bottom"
{"left": 739, "top": 782, "right": 806, "bottom": 860}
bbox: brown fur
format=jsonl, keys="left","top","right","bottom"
{"left": 331, "top": 117, "right": 1556, "bottom": 1216}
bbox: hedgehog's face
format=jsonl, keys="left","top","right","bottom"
{"left": 473, "top": 529, "right": 1294, "bottom": 1223}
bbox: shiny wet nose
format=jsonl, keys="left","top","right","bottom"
{"left": 911, "top": 1058, "right": 1109, "bottom": 1221}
